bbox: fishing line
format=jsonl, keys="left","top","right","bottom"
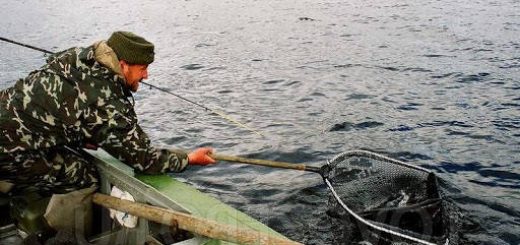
{"left": 0, "top": 36, "right": 264, "bottom": 137}
{"left": 139, "top": 81, "right": 263, "bottom": 137}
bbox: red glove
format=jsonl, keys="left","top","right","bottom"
{"left": 84, "top": 143, "right": 98, "bottom": 150}
{"left": 188, "top": 147, "right": 216, "bottom": 165}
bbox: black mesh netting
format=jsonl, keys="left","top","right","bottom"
{"left": 324, "top": 151, "right": 462, "bottom": 245}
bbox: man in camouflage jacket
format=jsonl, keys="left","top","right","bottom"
{"left": 0, "top": 31, "right": 215, "bottom": 194}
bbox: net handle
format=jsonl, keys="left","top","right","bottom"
{"left": 172, "top": 149, "right": 322, "bottom": 174}
{"left": 212, "top": 153, "right": 322, "bottom": 173}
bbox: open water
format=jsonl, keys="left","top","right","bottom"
{"left": 0, "top": 0, "right": 519, "bottom": 244}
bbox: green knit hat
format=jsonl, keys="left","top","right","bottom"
{"left": 107, "top": 31, "right": 155, "bottom": 65}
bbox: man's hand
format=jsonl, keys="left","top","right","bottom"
{"left": 188, "top": 147, "right": 216, "bottom": 165}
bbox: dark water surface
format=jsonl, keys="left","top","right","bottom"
{"left": 1, "top": 0, "right": 519, "bottom": 244}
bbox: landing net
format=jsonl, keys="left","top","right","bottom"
{"left": 324, "top": 150, "right": 450, "bottom": 245}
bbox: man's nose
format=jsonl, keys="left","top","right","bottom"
{"left": 142, "top": 69, "right": 148, "bottom": 79}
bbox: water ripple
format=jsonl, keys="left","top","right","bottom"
{"left": 390, "top": 120, "right": 474, "bottom": 132}
{"left": 180, "top": 63, "right": 205, "bottom": 70}
{"left": 328, "top": 121, "right": 384, "bottom": 132}
{"left": 455, "top": 72, "right": 491, "bottom": 83}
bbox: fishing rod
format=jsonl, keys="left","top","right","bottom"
{"left": 0, "top": 36, "right": 264, "bottom": 137}
{"left": 0, "top": 37, "right": 54, "bottom": 55}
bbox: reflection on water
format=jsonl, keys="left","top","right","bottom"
{"left": 1, "top": 0, "right": 519, "bottom": 243}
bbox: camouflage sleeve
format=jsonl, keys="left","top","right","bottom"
{"left": 84, "top": 100, "right": 189, "bottom": 174}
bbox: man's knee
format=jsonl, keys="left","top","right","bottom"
{"left": 49, "top": 151, "right": 99, "bottom": 191}
{"left": 1, "top": 148, "right": 99, "bottom": 194}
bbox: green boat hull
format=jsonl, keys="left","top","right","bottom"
{"left": 88, "top": 149, "right": 287, "bottom": 244}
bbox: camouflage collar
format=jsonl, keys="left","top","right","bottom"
{"left": 93, "top": 40, "right": 123, "bottom": 77}
{"left": 45, "top": 46, "right": 131, "bottom": 99}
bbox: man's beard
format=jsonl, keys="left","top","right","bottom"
{"left": 127, "top": 80, "right": 141, "bottom": 92}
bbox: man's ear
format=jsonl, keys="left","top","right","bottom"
{"left": 119, "top": 60, "right": 127, "bottom": 73}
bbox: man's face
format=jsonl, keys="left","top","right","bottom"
{"left": 120, "top": 61, "right": 149, "bottom": 92}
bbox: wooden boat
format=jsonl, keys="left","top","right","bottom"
{"left": 0, "top": 148, "right": 293, "bottom": 244}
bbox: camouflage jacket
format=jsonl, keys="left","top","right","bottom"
{"left": 0, "top": 43, "right": 188, "bottom": 174}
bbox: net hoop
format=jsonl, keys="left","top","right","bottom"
{"left": 325, "top": 150, "right": 448, "bottom": 245}
{"left": 328, "top": 150, "right": 432, "bottom": 174}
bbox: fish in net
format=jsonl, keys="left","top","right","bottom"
{"left": 323, "top": 150, "right": 461, "bottom": 245}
